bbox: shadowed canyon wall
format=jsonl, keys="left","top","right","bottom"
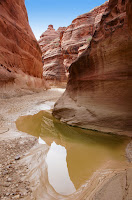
{"left": 53, "top": 0, "right": 132, "bottom": 136}
{"left": 39, "top": 2, "right": 108, "bottom": 85}
{"left": 0, "top": 0, "right": 46, "bottom": 89}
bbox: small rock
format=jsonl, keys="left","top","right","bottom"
{"left": 4, "top": 183, "right": 10, "bottom": 187}
{"left": 18, "top": 180, "right": 22, "bottom": 183}
{"left": 13, "top": 195, "right": 20, "bottom": 199}
{"left": 7, "top": 178, "right": 12, "bottom": 182}
{"left": 15, "top": 155, "right": 20, "bottom": 160}
{"left": 5, "top": 193, "right": 10, "bottom": 196}
{"left": 3, "top": 171, "right": 8, "bottom": 175}
{"left": 11, "top": 193, "right": 16, "bottom": 196}
{"left": 6, "top": 165, "right": 11, "bottom": 169}
{"left": 20, "top": 192, "right": 27, "bottom": 196}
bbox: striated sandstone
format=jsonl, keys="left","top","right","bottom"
{"left": 53, "top": 0, "right": 132, "bottom": 136}
{"left": 0, "top": 0, "right": 45, "bottom": 89}
{"left": 39, "top": 3, "right": 107, "bottom": 84}
{"left": 61, "top": 2, "right": 108, "bottom": 71}
{"left": 39, "top": 25, "right": 67, "bottom": 85}
{"left": 39, "top": 25, "right": 59, "bottom": 49}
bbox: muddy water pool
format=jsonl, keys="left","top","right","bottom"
{"left": 16, "top": 105, "right": 130, "bottom": 195}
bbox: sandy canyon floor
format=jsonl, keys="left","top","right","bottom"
{"left": 0, "top": 88, "right": 132, "bottom": 200}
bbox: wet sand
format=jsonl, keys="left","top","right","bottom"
{"left": 0, "top": 88, "right": 132, "bottom": 200}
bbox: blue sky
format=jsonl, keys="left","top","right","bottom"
{"left": 25, "top": 0, "right": 107, "bottom": 40}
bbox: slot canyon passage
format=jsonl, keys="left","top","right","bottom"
{"left": 0, "top": 0, "right": 132, "bottom": 200}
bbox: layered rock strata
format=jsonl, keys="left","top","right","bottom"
{"left": 0, "top": 0, "right": 45, "bottom": 89}
{"left": 53, "top": 0, "right": 132, "bottom": 136}
{"left": 39, "top": 25, "right": 67, "bottom": 85}
{"left": 39, "top": 25, "right": 59, "bottom": 49}
{"left": 61, "top": 2, "right": 108, "bottom": 70}
{"left": 39, "top": 3, "right": 107, "bottom": 84}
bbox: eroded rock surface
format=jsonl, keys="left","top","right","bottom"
{"left": 39, "top": 3, "right": 107, "bottom": 85}
{"left": 61, "top": 2, "right": 108, "bottom": 71}
{"left": 53, "top": 0, "right": 132, "bottom": 136}
{"left": 0, "top": 0, "right": 45, "bottom": 89}
{"left": 39, "top": 25, "right": 67, "bottom": 85}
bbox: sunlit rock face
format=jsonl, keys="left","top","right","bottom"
{"left": 39, "top": 25, "right": 67, "bottom": 85}
{"left": 0, "top": 0, "right": 45, "bottom": 88}
{"left": 39, "top": 3, "right": 107, "bottom": 85}
{"left": 39, "top": 25, "right": 59, "bottom": 49}
{"left": 61, "top": 2, "right": 108, "bottom": 71}
{"left": 53, "top": 0, "right": 132, "bottom": 136}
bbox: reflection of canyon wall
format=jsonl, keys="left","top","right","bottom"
{"left": 16, "top": 110, "right": 130, "bottom": 195}
{"left": 0, "top": 0, "right": 45, "bottom": 89}
{"left": 38, "top": 3, "right": 107, "bottom": 84}
{"left": 53, "top": 0, "right": 132, "bottom": 136}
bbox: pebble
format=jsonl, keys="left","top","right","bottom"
{"left": 11, "top": 193, "right": 16, "bottom": 196}
{"left": 5, "top": 193, "right": 10, "bottom": 196}
{"left": 4, "top": 183, "right": 10, "bottom": 187}
{"left": 12, "top": 195, "right": 20, "bottom": 199}
{"left": 15, "top": 155, "right": 20, "bottom": 160}
{"left": 6, "top": 165, "right": 11, "bottom": 169}
{"left": 7, "top": 178, "right": 12, "bottom": 182}
{"left": 3, "top": 171, "right": 8, "bottom": 175}
{"left": 18, "top": 180, "right": 22, "bottom": 183}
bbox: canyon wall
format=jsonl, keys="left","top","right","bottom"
{"left": 61, "top": 2, "right": 108, "bottom": 71}
{"left": 39, "top": 3, "right": 107, "bottom": 85}
{"left": 0, "top": 0, "right": 45, "bottom": 89}
{"left": 53, "top": 0, "right": 132, "bottom": 136}
{"left": 39, "top": 25, "right": 67, "bottom": 85}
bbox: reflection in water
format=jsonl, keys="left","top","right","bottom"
{"left": 46, "top": 142, "right": 76, "bottom": 195}
{"left": 39, "top": 137, "right": 46, "bottom": 144}
{"left": 16, "top": 111, "right": 130, "bottom": 195}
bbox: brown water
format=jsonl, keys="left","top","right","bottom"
{"left": 16, "top": 110, "right": 130, "bottom": 195}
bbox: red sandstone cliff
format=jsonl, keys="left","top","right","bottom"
{"left": 39, "top": 3, "right": 107, "bottom": 84}
{"left": 0, "top": 0, "right": 45, "bottom": 89}
{"left": 39, "top": 25, "right": 67, "bottom": 85}
{"left": 39, "top": 25, "right": 59, "bottom": 49}
{"left": 61, "top": 2, "right": 108, "bottom": 71}
{"left": 53, "top": 0, "right": 132, "bottom": 136}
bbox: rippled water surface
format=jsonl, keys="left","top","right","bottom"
{"left": 16, "top": 110, "right": 129, "bottom": 195}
